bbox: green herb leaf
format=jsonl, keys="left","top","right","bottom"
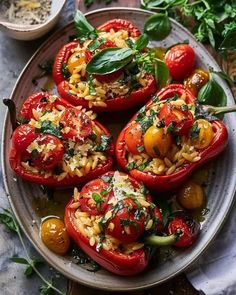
{"left": 190, "top": 123, "right": 200, "bottom": 140}
{"left": 61, "top": 63, "right": 70, "bottom": 79}
{"left": 74, "top": 10, "right": 97, "bottom": 43}
{"left": 96, "top": 135, "right": 112, "bottom": 151}
{"left": 92, "top": 193, "right": 102, "bottom": 204}
{"left": 39, "top": 278, "right": 53, "bottom": 295}
{"left": 88, "top": 75, "right": 96, "bottom": 95}
{"left": 0, "top": 209, "right": 19, "bottom": 232}
{"left": 36, "top": 120, "right": 61, "bottom": 138}
{"left": 134, "top": 33, "right": 149, "bottom": 50}
{"left": 219, "top": 29, "right": 236, "bottom": 51}
{"left": 126, "top": 162, "right": 136, "bottom": 171}
{"left": 198, "top": 73, "right": 227, "bottom": 108}
{"left": 144, "top": 13, "right": 171, "bottom": 41}
{"left": 88, "top": 38, "right": 106, "bottom": 51}
{"left": 154, "top": 58, "right": 169, "bottom": 89}
{"left": 10, "top": 256, "right": 28, "bottom": 264}
{"left": 86, "top": 48, "right": 133, "bottom": 75}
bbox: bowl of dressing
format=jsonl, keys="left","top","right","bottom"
{"left": 0, "top": 0, "right": 66, "bottom": 40}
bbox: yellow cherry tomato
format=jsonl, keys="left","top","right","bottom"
{"left": 192, "top": 119, "right": 214, "bottom": 149}
{"left": 41, "top": 218, "right": 70, "bottom": 255}
{"left": 67, "top": 52, "right": 85, "bottom": 74}
{"left": 144, "top": 126, "right": 172, "bottom": 158}
{"left": 177, "top": 181, "right": 205, "bottom": 210}
{"left": 184, "top": 68, "right": 209, "bottom": 96}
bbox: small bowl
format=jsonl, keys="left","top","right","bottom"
{"left": 0, "top": 0, "right": 66, "bottom": 40}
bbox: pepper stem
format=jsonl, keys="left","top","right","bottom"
{"left": 3, "top": 98, "right": 19, "bottom": 131}
{"left": 205, "top": 105, "right": 236, "bottom": 115}
{"left": 145, "top": 234, "right": 176, "bottom": 246}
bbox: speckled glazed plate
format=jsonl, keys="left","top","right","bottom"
{"left": 2, "top": 8, "right": 236, "bottom": 292}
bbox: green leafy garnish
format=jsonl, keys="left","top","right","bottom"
{"left": 144, "top": 13, "right": 171, "bottom": 41}
{"left": 88, "top": 74, "right": 96, "bottom": 95}
{"left": 36, "top": 120, "right": 61, "bottom": 138}
{"left": 154, "top": 58, "right": 169, "bottom": 89}
{"left": 61, "top": 63, "right": 70, "bottom": 79}
{"left": 11, "top": 256, "right": 44, "bottom": 277}
{"left": 86, "top": 47, "right": 133, "bottom": 75}
{"left": 198, "top": 73, "right": 227, "bottom": 108}
{"left": 88, "top": 37, "right": 106, "bottom": 51}
{"left": 0, "top": 209, "right": 66, "bottom": 294}
{"left": 74, "top": 10, "right": 98, "bottom": 44}
{"left": 190, "top": 123, "right": 200, "bottom": 140}
{"left": 96, "top": 135, "right": 112, "bottom": 151}
{"left": 133, "top": 33, "right": 149, "bottom": 50}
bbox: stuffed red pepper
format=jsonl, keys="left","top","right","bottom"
{"left": 65, "top": 171, "right": 200, "bottom": 275}
{"left": 53, "top": 12, "right": 157, "bottom": 112}
{"left": 116, "top": 84, "right": 229, "bottom": 192}
{"left": 9, "top": 92, "right": 114, "bottom": 187}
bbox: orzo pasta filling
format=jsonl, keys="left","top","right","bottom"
{"left": 20, "top": 94, "right": 111, "bottom": 180}
{"left": 125, "top": 95, "right": 215, "bottom": 176}
{"left": 71, "top": 171, "right": 162, "bottom": 254}
{"left": 63, "top": 29, "right": 149, "bottom": 107}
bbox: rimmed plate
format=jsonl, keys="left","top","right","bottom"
{"left": 2, "top": 7, "right": 236, "bottom": 292}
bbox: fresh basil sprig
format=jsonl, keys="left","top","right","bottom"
{"left": 144, "top": 13, "right": 171, "bottom": 41}
{"left": 74, "top": 10, "right": 98, "bottom": 44}
{"left": 86, "top": 48, "right": 133, "bottom": 75}
{"left": 154, "top": 58, "right": 169, "bottom": 89}
{"left": 133, "top": 33, "right": 149, "bottom": 50}
{"left": 198, "top": 73, "right": 227, "bottom": 108}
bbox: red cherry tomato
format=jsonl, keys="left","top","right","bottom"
{"left": 79, "top": 178, "right": 112, "bottom": 216}
{"left": 167, "top": 213, "right": 200, "bottom": 247}
{"left": 24, "top": 134, "right": 64, "bottom": 171}
{"left": 106, "top": 198, "right": 145, "bottom": 243}
{"left": 60, "top": 108, "right": 92, "bottom": 141}
{"left": 159, "top": 103, "right": 194, "bottom": 135}
{"left": 124, "top": 122, "right": 144, "bottom": 154}
{"left": 12, "top": 124, "right": 38, "bottom": 151}
{"left": 164, "top": 44, "right": 196, "bottom": 80}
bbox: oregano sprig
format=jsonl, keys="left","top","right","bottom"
{"left": 0, "top": 208, "right": 67, "bottom": 295}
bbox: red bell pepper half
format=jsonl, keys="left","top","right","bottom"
{"left": 9, "top": 92, "right": 114, "bottom": 187}
{"left": 52, "top": 19, "right": 157, "bottom": 112}
{"left": 65, "top": 171, "right": 196, "bottom": 276}
{"left": 116, "top": 84, "right": 229, "bottom": 192}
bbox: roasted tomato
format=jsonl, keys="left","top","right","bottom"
{"left": 164, "top": 44, "right": 196, "bottom": 80}
{"left": 79, "top": 178, "right": 112, "bottom": 215}
{"left": 184, "top": 68, "right": 209, "bottom": 96}
{"left": 124, "top": 122, "right": 144, "bottom": 155}
{"left": 60, "top": 107, "right": 93, "bottom": 141}
{"left": 143, "top": 126, "right": 172, "bottom": 158}
{"left": 159, "top": 102, "right": 194, "bottom": 135}
{"left": 41, "top": 217, "right": 70, "bottom": 255}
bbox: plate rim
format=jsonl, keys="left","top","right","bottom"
{"left": 2, "top": 7, "right": 236, "bottom": 291}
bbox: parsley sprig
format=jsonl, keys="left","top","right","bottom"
{"left": 0, "top": 208, "right": 67, "bottom": 295}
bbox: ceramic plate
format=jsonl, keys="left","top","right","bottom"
{"left": 2, "top": 8, "right": 236, "bottom": 292}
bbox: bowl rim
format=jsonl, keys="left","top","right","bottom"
{"left": 0, "top": 0, "right": 67, "bottom": 32}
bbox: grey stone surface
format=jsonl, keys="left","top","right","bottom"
{"left": 0, "top": 1, "right": 75, "bottom": 294}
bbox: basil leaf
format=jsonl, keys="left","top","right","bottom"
{"left": 74, "top": 10, "right": 97, "bottom": 43}
{"left": 88, "top": 38, "right": 106, "bottom": 51}
{"left": 219, "top": 29, "right": 236, "bottom": 51}
{"left": 144, "top": 13, "right": 171, "bottom": 41}
{"left": 86, "top": 48, "right": 133, "bottom": 75}
{"left": 154, "top": 58, "right": 169, "bottom": 89}
{"left": 197, "top": 73, "right": 227, "bottom": 108}
{"left": 134, "top": 34, "right": 149, "bottom": 50}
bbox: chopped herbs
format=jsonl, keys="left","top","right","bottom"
{"left": 95, "top": 135, "right": 112, "bottom": 151}
{"left": 166, "top": 122, "right": 175, "bottom": 133}
{"left": 88, "top": 38, "right": 106, "bottom": 51}
{"left": 135, "top": 107, "right": 156, "bottom": 133}
{"left": 190, "top": 123, "right": 200, "bottom": 140}
{"left": 61, "top": 63, "right": 70, "bottom": 79}
{"left": 126, "top": 161, "right": 136, "bottom": 171}
{"left": 120, "top": 219, "right": 139, "bottom": 232}
{"left": 137, "top": 145, "right": 145, "bottom": 152}
{"left": 88, "top": 75, "right": 96, "bottom": 95}
{"left": 100, "top": 175, "right": 112, "bottom": 183}
{"left": 35, "top": 120, "right": 62, "bottom": 138}
{"left": 139, "top": 159, "right": 152, "bottom": 171}
{"left": 92, "top": 192, "right": 102, "bottom": 204}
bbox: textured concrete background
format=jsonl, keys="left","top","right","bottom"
{"left": 0, "top": 1, "right": 74, "bottom": 294}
